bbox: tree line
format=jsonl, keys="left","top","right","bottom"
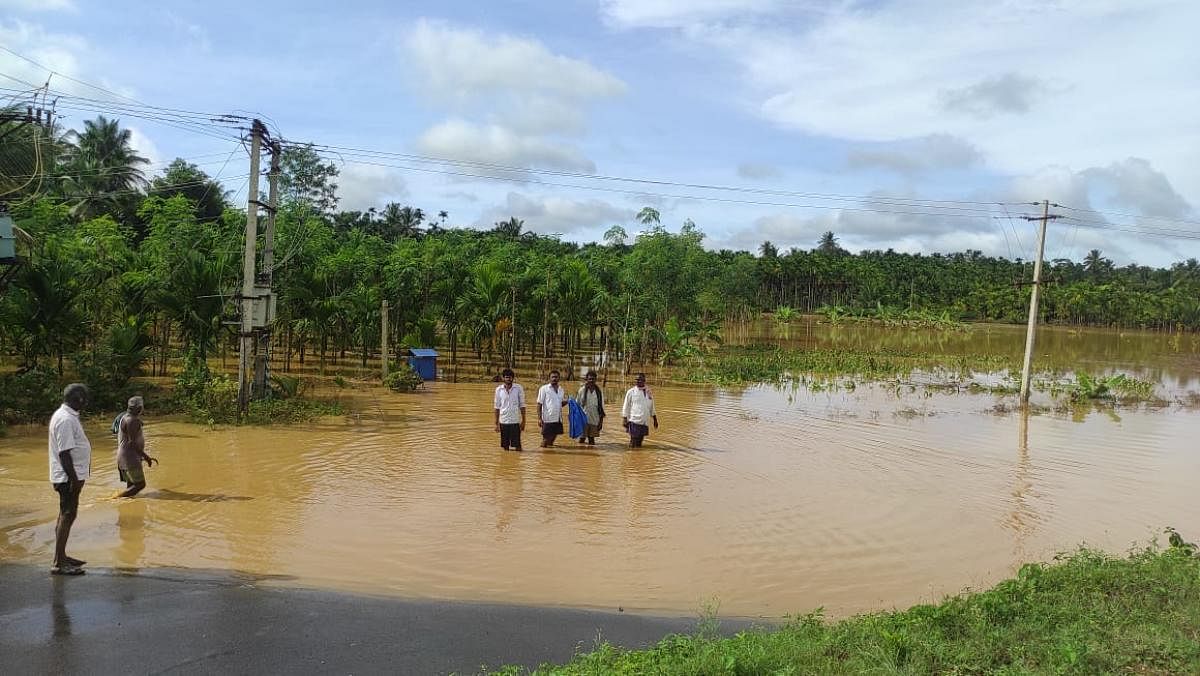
{"left": 2, "top": 114, "right": 1198, "bottom": 416}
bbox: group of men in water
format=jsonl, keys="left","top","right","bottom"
{"left": 492, "top": 369, "right": 659, "bottom": 451}
{"left": 45, "top": 369, "right": 658, "bottom": 575}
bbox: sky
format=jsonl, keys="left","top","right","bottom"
{"left": 1, "top": 0, "right": 1197, "bottom": 266}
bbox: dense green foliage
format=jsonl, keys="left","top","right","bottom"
{"left": 383, "top": 365, "right": 424, "bottom": 392}
{"left": 497, "top": 539, "right": 1200, "bottom": 675}
{"left": 2, "top": 116, "right": 1198, "bottom": 423}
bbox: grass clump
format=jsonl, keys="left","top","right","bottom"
{"left": 816, "top": 304, "right": 969, "bottom": 330}
{"left": 1049, "top": 372, "right": 1159, "bottom": 404}
{"left": 498, "top": 540, "right": 1200, "bottom": 675}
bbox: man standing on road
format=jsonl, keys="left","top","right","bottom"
{"left": 536, "top": 370, "right": 568, "bottom": 448}
{"left": 494, "top": 368, "right": 526, "bottom": 451}
{"left": 621, "top": 373, "right": 658, "bottom": 448}
{"left": 48, "top": 383, "right": 91, "bottom": 575}
{"left": 116, "top": 396, "right": 157, "bottom": 498}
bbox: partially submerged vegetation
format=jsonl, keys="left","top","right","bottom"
{"left": 1048, "top": 372, "right": 1158, "bottom": 403}
{"left": 383, "top": 365, "right": 424, "bottom": 392}
{"left": 673, "top": 346, "right": 1171, "bottom": 412}
{"left": 815, "top": 304, "right": 969, "bottom": 330}
{"left": 497, "top": 537, "right": 1200, "bottom": 675}
{"left": 680, "top": 345, "right": 1013, "bottom": 387}
{"left": 173, "top": 356, "right": 341, "bottom": 425}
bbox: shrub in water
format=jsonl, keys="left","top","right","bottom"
{"left": 384, "top": 366, "right": 423, "bottom": 392}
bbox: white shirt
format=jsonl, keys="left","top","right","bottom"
{"left": 536, "top": 383, "right": 567, "bottom": 423}
{"left": 494, "top": 383, "right": 526, "bottom": 425}
{"left": 622, "top": 386, "right": 656, "bottom": 425}
{"left": 48, "top": 403, "right": 91, "bottom": 483}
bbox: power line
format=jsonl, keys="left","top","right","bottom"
{"left": 286, "top": 140, "right": 1021, "bottom": 214}
{"left": 1050, "top": 217, "right": 1200, "bottom": 242}
{"left": 0, "top": 149, "right": 243, "bottom": 181}
{"left": 1053, "top": 202, "right": 1200, "bottom": 229}
{"left": 304, "top": 152, "right": 1008, "bottom": 222}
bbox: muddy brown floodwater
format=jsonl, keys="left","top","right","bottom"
{"left": 2, "top": 324, "right": 1199, "bottom": 618}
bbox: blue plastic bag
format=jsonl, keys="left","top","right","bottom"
{"left": 567, "top": 399, "right": 586, "bottom": 440}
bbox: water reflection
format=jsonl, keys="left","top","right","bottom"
{"left": 51, "top": 578, "right": 72, "bottom": 639}
{"left": 1005, "top": 410, "right": 1037, "bottom": 562}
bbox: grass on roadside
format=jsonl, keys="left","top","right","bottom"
{"left": 495, "top": 538, "right": 1200, "bottom": 675}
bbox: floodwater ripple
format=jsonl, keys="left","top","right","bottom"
{"left": 2, "top": 332, "right": 1198, "bottom": 616}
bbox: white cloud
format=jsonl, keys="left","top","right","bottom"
{"left": 416, "top": 120, "right": 596, "bottom": 173}
{"left": 620, "top": 0, "right": 1200, "bottom": 208}
{"left": 600, "top": 0, "right": 785, "bottom": 28}
{"left": 476, "top": 192, "right": 633, "bottom": 235}
{"left": 127, "top": 126, "right": 161, "bottom": 166}
{"left": 846, "top": 134, "right": 982, "bottom": 174}
{"left": 0, "top": 0, "right": 75, "bottom": 12}
{"left": 0, "top": 20, "right": 89, "bottom": 91}
{"left": 164, "top": 11, "right": 211, "bottom": 52}
{"left": 402, "top": 20, "right": 626, "bottom": 174}
{"left": 737, "top": 162, "right": 782, "bottom": 180}
{"left": 404, "top": 19, "right": 625, "bottom": 103}
{"left": 1082, "top": 158, "right": 1191, "bottom": 219}
{"left": 336, "top": 164, "right": 409, "bottom": 212}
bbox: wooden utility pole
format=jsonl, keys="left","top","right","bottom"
{"left": 237, "top": 120, "right": 265, "bottom": 413}
{"left": 252, "top": 139, "right": 281, "bottom": 398}
{"left": 381, "top": 299, "right": 389, "bottom": 379}
{"left": 1019, "top": 200, "right": 1060, "bottom": 405}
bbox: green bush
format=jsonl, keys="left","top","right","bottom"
{"left": 383, "top": 365, "right": 424, "bottom": 392}
{"left": 244, "top": 397, "right": 343, "bottom": 425}
{"left": 0, "top": 365, "right": 61, "bottom": 423}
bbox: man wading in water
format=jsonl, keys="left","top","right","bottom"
{"left": 115, "top": 396, "right": 157, "bottom": 497}
{"left": 576, "top": 370, "right": 605, "bottom": 445}
{"left": 536, "top": 370, "right": 568, "bottom": 448}
{"left": 621, "top": 373, "right": 658, "bottom": 448}
{"left": 494, "top": 368, "right": 526, "bottom": 451}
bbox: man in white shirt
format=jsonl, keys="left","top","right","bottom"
{"left": 48, "top": 383, "right": 91, "bottom": 575}
{"left": 493, "top": 368, "right": 526, "bottom": 451}
{"left": 621, "top": 372, "right": 659, "bottom": 448}
{"left": 536, "top": 370, "right": 569, "bottom": 448}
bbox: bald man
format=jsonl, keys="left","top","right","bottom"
{"left": 116, "top": 396, "right": 157, "bottom": 498}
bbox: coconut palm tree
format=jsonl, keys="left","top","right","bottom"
{"left": 817, "top": 231, "right": 842, "bottom": 255}
{"left": 1083, "top": 249, "right": 1112, "bottom": 278}
{"left": 636, "top": 206, "right": 660, "bottom": 226}
{"left": 59, "top": 116, "right": 149, "bottom": 219}
{"left": 493, "top": 216, "right": 525, "bottom": 240}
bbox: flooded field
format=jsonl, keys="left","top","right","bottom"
{"left": 2, "top": 323, "right": 1199, "bottom": 618}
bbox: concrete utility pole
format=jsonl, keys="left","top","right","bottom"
{"left": 1019, "top": 200, "right": 1059, "bottom": 405}
{"left": 381, "top": 299, "right": 389, "bottom": 380}
{"left": 238, "top": 120, "right": 265, "bottom": 413}
{"left": 252, "top": 139, "right": 281, "bottom": 398}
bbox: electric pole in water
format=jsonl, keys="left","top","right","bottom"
{"left": 238, "top": 120, "right": 266, "bottom": 413}
{"left": 1018, "top": 200, "right": 1061, "bottom": 405}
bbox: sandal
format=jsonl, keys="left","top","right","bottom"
{"left": 64, "top": 556, "right": 87, "bottom": 567}
{"left": 50, "top": 566, "right": 85, "bottom": 576}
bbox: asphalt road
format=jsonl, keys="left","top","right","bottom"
{"left": 0, "top": 564, "right": 764, "bottom": 675}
